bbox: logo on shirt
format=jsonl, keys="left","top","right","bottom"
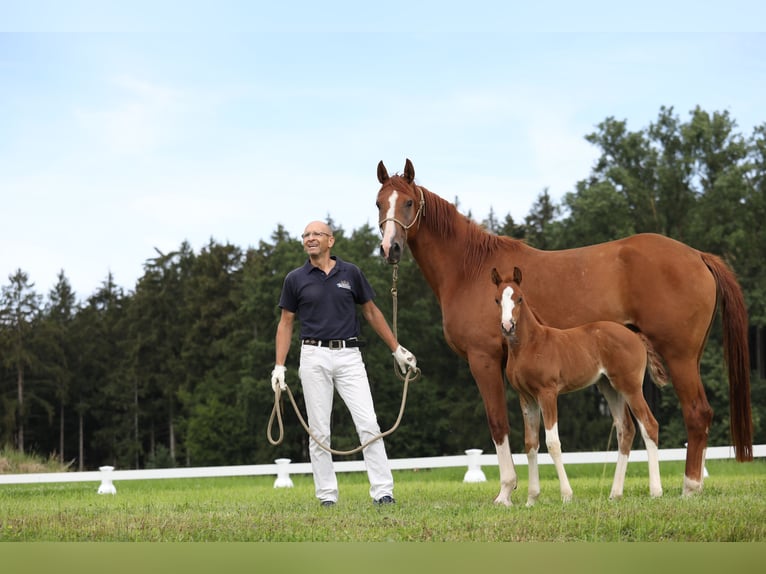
{"left": 336, "top": 280, "right": 352, "bottom": 290}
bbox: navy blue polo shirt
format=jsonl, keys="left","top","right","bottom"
{"left": 279, "top": 256, "right": 376, "bottom": 340}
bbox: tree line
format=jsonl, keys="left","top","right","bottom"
{"left": 1, "top": 106, "right": 764, "bottom": 471}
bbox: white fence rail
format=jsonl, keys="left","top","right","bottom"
{"left": 1, "top": 444, "right": 764, "bottom": 491}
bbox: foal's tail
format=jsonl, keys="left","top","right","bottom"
{"left": 701, "top": 252, "right": 753, "bottom": 462}
{"left": 638, "top": 333, "right": 669, "bottom": 388}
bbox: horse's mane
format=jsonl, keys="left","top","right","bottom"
{"left": 417, "top": 184, "right": 523, "bottom": 280}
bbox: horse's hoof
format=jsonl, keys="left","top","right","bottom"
{"left": 493, "top": 496, "right": 512, "bottom": 507}
{"left": 682, "top": 475, "right": 703, "bottom": 497}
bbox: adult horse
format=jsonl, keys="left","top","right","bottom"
{"left": 492, "top": 266, "right": 666, "bottom": 504}
{"left": 376, "top": 158, "right": 752, "bottom": 505}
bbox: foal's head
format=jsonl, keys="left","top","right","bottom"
{"left": 491, "top": 266, "right": 524, "bottom": 341}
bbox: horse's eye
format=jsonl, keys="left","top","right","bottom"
{"left": 375, "top": 201, "right": 380, "bottom": 209}
{"left": 405, "top": 199, "right": 414, "bottom": 208}
{"left": 518, "top": 297, "right": 523, "bottom": 304}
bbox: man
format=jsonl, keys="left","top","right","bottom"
{"left": 271, "top": 221, "right": 417, "bottom": 507}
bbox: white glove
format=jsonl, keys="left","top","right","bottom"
{"left": 271, "top": 365, "right": 287, "bottom": 392}
{"left": 393, "top": 345, "right": 417, "bottom": 374}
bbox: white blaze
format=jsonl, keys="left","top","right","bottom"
{"left": 380, "top": 189, "right": 399, "bottom": 257}
{"left": 500, "top": 285, "right": 516, "bottom": 332}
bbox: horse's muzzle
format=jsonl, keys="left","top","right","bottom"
{"left": 501, "top": 322, "right": 516, "bottom": 341}
{"left": 380, "top": 240, "right": 403, "bottom": 264}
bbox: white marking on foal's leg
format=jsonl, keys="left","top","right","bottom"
{"left": 638, "top": 422, "right": 663, "bottom": 498}
{"left": 380, "top": 190, "right": 399, "bottom": 259}
{"left": 493, "top": 435, "right": 517, "bottom": 506}
{"left": 545, "top": 423, "right": 573, "bottom": 503}
{"left": 526, "top": 447, "right": 540, "bottom": 507}
{"left": 610, "top": 452, "right": 628, "bottom": 500}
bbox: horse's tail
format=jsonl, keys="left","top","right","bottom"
{"left": 701, "top": 252, "right": 753, "bottom": 462}
{"left": 637, "top": 332, "right": 669, "bottom": 388}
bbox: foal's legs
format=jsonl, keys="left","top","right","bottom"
{"left": 599, "top": 377, "right": 663, "bottom": 498}
{"left": 621, "top": 386, "right": 663, "bottom": 498}
{"left": 519, "top": 393, "right": 542, "bottom": 506}
{"left": 596, "top": 379, "right": 635, "bottom": 499}
{"left": 539, "top": 390, "right": 574, "bottom": 503}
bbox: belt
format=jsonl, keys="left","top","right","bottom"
{"left": 302, "top": 338, "right": 364, "bottom": 349}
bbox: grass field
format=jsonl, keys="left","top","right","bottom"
{"left": 2, "top": 459, "right": 765, "bottom": 542}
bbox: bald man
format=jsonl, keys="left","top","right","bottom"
{"left": 271, "top": 220, "right": 417, "bottom": 507}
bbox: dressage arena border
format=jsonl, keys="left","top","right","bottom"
{"left": 1, "top": 445, "right": 764, "bottom": 492}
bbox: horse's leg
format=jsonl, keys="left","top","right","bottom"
{"left": 493, "top": 434, "right": 516, "bottom": 506}
{"left": 622, "top": 388, "right": 663, "bottom": 498}
{"left": 665, "top": 357, "right": 713, "bottom": 496}
{"left": 596, "top": 379, "right": 634, "bottom": 500}
{"left": 468, "top": 354, "right": 517, "bottom": 506}
{"left": 539, "top": 391, "right": 573, "bottom": 503}
{"left": 519, "top": 394, "right": 542, "bottom": 507}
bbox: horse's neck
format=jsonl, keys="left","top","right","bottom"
{"left": 407, "top": 197, "right": 472, "bottom": 300}
{"left": 408, "top": 241, "right": 455, "bottom": 301}
{"left": 514, "top": 304, "right": 547, "bottom": 348}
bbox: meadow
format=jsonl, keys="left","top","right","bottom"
{"left": 2, "top": 459, "right": 764, "bottom": 542}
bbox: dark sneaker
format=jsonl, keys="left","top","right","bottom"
{"left": 320, "top": 500, "right": 336, "bottom": 507}
{"left": 374, "top": 495, "right": 396, "bottom": 505}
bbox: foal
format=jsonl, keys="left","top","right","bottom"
{"left": 491, "top": 267, "right": 667, "bottom": 505}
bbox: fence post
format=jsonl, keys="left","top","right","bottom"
{"left": 463, "top": 449, "right": 486, "bottom": 483}
{"left": 273, "top": 458, "right": 294, "bottom": 488}
{"left": 97, "top": 465, "right": 117, "bottom": 494}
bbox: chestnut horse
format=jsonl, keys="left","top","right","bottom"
{"left": 376, "top": 158, "right": 752, "bottom": 505}
{"left": 491, "top": 266, "right": 666, "bottom": 505}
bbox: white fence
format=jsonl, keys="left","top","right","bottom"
{"left": 1, "top": 444, "right": 764, "bottom": 491}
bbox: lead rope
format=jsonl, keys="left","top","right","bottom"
{"left": 267, "top": 263, "right": 421, "bottom": 455}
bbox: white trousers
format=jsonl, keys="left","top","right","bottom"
{"left": 298, "top": 344, "right": 394, "bottom": 502}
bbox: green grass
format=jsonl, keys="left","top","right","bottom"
{"left": 1, "top": 459, "right": 765, "bottom": 542}
{"left": 0, "top": 446, "right": 72, "bottom": 474}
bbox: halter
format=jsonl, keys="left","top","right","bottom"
{"left": 377, "top": 184, "right": 426, "bottom": 233}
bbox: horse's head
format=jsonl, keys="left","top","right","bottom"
{"left": 491, "top": 266, "right": 524, "bottom": 341}
{"left": 376, "top": 158, "right": 425, "bottom": 264}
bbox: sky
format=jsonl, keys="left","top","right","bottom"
{"left": 1, "top": 1, "right": 765, "bottom": 300}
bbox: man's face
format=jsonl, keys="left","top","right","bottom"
{"left": 302, "top": 225, "right": 334, "bottom": 255}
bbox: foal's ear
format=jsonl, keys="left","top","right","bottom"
{"left": 403, "top": 158, "right": 415, "bottom": 183}
{"left": 490, "top": 267, "right": 502, "bottom": 286}
{"left": 377, "top": 161, "right": 390, "bottom": 184}
{"left": 512, "top": 266, "right": 522, "bottom": 285}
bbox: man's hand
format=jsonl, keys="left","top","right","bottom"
{"left": 271, "top": 365, "right": 287, "bottom": 392}
{"left": 393, "top": 345, "right": 417, "bottom": 374}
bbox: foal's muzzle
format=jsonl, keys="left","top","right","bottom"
{"left": 501, "top": 320, "right": 516, "bottom": 339}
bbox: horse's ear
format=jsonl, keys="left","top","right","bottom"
{"left": 403, "top": 158, "right": 415, "bottom": 183}
{"left": 512, "top": 266, "right": 522, "bottom": 285}
{"left": 377, "top": 161, "right": 389, "bottom": 184}
{"left": 491, "top": 267, "right": 501, "bottom": 286}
